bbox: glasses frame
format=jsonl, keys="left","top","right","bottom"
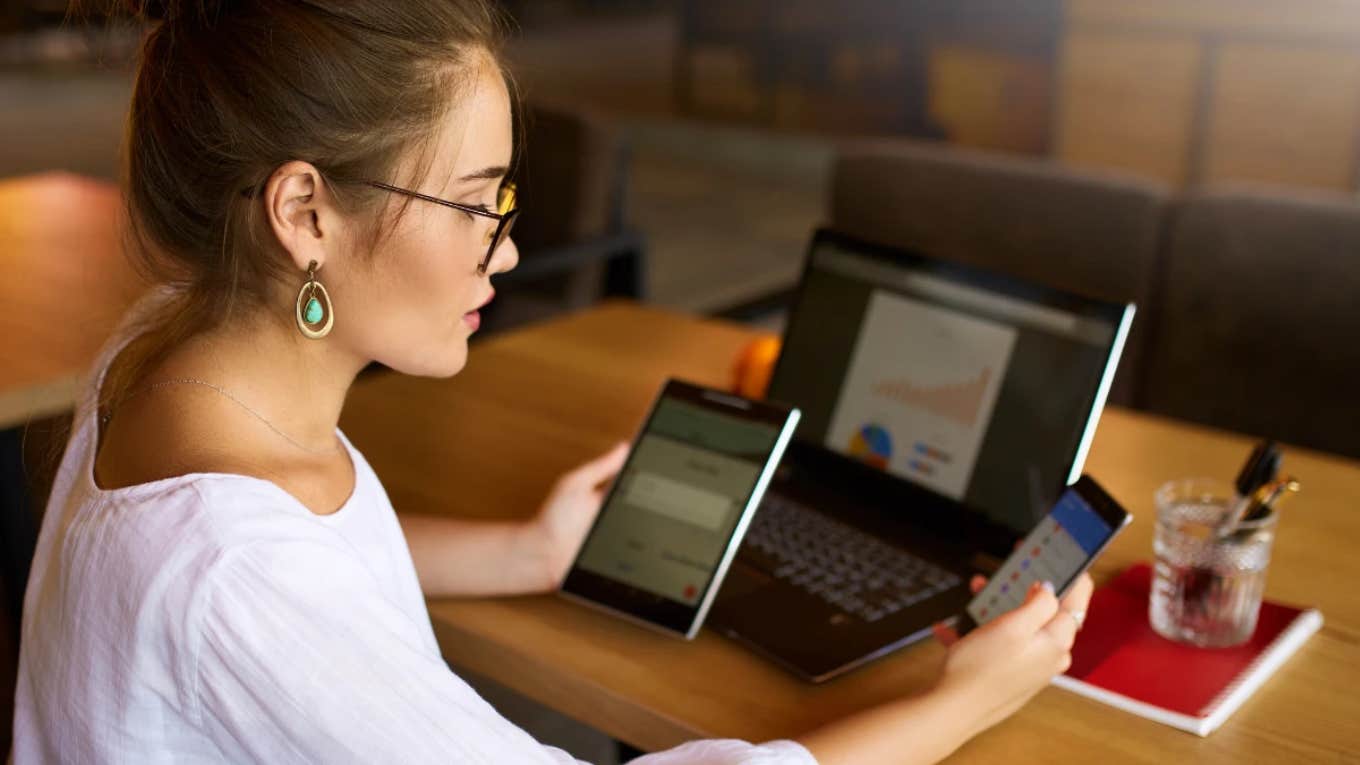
{"left": 366, "top": 180, "right": 519, "bottom": 275}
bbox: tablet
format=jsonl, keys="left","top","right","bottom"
{"left": 560, "top": 379, "right": 800, "bottom": 639}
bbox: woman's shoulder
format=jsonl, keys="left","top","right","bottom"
{"left": 25, "top": 473, "right": 381, "bottom": 719}
{"left": 96, "top": 404, "right": 360, "bottom": 518}
{"left": 74, "top": 473, "right": 328, "bottom": 578}
{"left": 52, "top": 473, "right": 372, "bottom": 653}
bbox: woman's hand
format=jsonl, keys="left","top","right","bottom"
{"left": 798, "top": 573, "right": 1094, "bottom": 765}
{"left": 531, "top": 442, "right": 630, "bottom": 589}
{"left": 930, "top": 572, "right": 1094, "bottom": 740}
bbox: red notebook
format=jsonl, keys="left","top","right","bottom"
{"left": 1050, "top": 563, "right": 1323, "bottom": 736}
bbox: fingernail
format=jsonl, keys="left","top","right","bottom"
{"left": 1041, "top": 581, "right": 1056, "bottom": 595}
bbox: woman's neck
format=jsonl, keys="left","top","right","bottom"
{"left": 156, "top": 311, "right": 368, "bottom": 452}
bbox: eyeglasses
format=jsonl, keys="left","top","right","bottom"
{"left": 366, "top": 180, "right": 519, "bottom": 275}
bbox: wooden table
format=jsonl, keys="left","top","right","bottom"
{"left": 0, "top": 172, "right": 146, "bottom": 429}
{"left": 340, "top": 302, "right": 1360, "bottom": 763}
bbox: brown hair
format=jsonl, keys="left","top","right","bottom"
{"left": 90, "top": 0, "right": 510, "bottom": 414}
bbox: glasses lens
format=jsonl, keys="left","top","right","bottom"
{"left": 497, "top": 183, "right": 517, "bottom": 215}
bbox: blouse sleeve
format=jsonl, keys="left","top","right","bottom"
{"left": 193, "top": 536, "right": 584, "bottom": 764}
{"left": 192, "top": 536, "right": 817, "bottom": 765}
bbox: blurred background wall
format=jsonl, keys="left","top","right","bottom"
{"left": 9, "top": 1, "right": 1360, "bottom": 320}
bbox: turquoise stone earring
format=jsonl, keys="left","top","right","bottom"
{"left": 294, "top": 260, "right": 334, "bottom": 339}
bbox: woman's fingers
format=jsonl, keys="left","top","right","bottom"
{"left": 567, "top": 442, "right": 629, "bottom": 488}
{"left": 969, "top": 574, "right": 986, "bottom": 594}
{"left": 931, "top": 621, "right": 960, "bottom": 646}
{"left": 1042, "top": 572, "right": 1095, "bottom": 651}
{"left": 999, "top": 580, "right": 1059, "bottom": 635}
{"left": 1042, "top": 605, "right": 1079, "bottom": 650}
{"left": 1060, "top": 572, "right": 1095, "bottom": 614}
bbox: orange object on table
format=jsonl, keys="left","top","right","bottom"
{"left": 731, "top": 335, "right": 781, "bottom": 399}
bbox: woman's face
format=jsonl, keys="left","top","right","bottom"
{"left": 331, "top": 56, "right": 518, "bottom": 378}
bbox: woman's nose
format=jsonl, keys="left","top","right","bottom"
{"left": 488, "top": 235, "right": 518, "bottom": 276}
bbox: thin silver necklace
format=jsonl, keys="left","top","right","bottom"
{"left": 103, "top": 378, "right": 341, "bottom": 456}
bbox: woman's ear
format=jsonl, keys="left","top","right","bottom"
{"left": 263, "top": 161, "right": 335, "bottom": 273}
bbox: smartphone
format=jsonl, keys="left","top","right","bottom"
{"left": 560, "top": 379, "right": 800, "bottom": 639}
{"left": 956, "top": 475, "right": 1131, "bottom": 634}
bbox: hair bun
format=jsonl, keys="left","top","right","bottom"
{"left": 136, "top": 0, "right": 169, "bottom": 21}
{"left": 120, "top": 0, "right": 226, "bottom": 26}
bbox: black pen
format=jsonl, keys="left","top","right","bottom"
{"left": 1216, "top": 441, "right": 1280, "bottom": 537}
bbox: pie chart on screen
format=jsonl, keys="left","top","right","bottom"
{"left": 847, "top": 424, "right": 892, "bottom": 470}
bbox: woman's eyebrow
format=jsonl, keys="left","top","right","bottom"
{"left": 458, "top": 165, "right": 509, "bottom": 182}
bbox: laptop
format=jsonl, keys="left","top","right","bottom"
{"left": 707, "top": 228, "right": 1134, "bottom": 682}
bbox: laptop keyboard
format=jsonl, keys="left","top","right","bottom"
{"left": 741, "top": 495, "right": 962, "bottom": 623}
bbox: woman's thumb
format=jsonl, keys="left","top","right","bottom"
{"left": 574, "top": 441, "right": 629, "bottom": 486}
{"left": 1006, "top": 580, "right": 1059, "bottom": 634}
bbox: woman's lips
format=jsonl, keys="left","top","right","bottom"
{"left": 463, "top": 290, "right": 493, "bottom": 331}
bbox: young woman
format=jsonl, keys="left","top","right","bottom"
{"left": 14, "top": 2, "right": 1093, "bottom": 763}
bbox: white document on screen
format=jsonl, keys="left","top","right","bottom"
{"left": 825, "top": 290, "right": 1017, "bottom": 500}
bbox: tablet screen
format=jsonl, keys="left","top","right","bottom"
{"left": 575, "top": 396, "right": 780, "bottom": 604}
{"left": 562, "top": 380, "right": 799, "bottom": 637}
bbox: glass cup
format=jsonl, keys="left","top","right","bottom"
{"left": 1149, "top": 478, "right": 1277, "bottom": 648}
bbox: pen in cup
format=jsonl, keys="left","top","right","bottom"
{"left": 1240, "top": 476, "right": 1301, "bottom": 525}
{"left": 1216, "top": 441, "right": 1280, "bottom": 538}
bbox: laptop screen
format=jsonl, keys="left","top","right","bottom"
{"left": 768, "top": 231, "right": 1133, "bottom": 534}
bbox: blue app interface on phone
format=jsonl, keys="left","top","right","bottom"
{"left": 966, "top": 488, "right": 1112, "bottom": 626}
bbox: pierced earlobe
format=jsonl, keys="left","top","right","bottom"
{"left": 295, "top": 260, "right": 334, "bottom": 339}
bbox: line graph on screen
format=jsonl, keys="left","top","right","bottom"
{"left": 870, "top": 367, "right": 994, "bottom": 428}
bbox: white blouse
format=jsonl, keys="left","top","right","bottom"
{"left": 13, "top": 291, "right": 817, "bottom": 765}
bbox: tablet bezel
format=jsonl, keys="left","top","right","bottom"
{"left": 559, "top": 378, "right": 801, "bottom": 639}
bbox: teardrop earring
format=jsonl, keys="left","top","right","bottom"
{"left": 295, "top": 260, "right": 334, "bottom": 339}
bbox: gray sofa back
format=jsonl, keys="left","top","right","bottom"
{"left": 829, "top": 141, "right": 1358, "bottom": 458}
{"left": 1140, "top": 188, "right": 1360, "bottom": 459}
{"left": 831, "top": 139, "right": 1170, "bottom": 406}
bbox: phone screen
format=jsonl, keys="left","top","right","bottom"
{"left": 966, "top": 486, "right": 1116, "bottom": 626}
{"left": 573, "top": 395, "right": 783, "bottom": 606}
